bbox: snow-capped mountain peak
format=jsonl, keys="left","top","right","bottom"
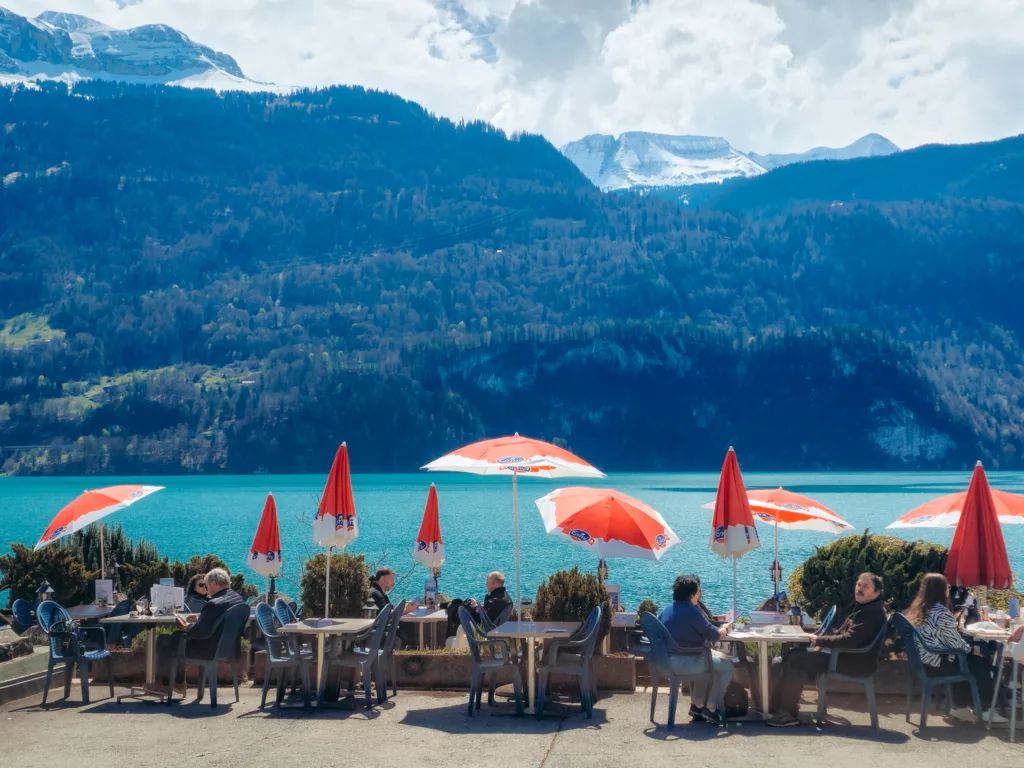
{"left": 1, "top": 6, "right": 275, "bottom": 92}
{"left": 560, "top": 131, "right": 767, "bottom": 192}
{"left": 746, "top": 134, "right": 901, "bottom": 171}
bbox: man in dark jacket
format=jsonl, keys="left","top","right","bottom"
{"left": 149, "top": 567, "right": 244, "bottom": 694}
{"left": 767, "top": 572, "right": 887, "bottom": 727}
{"left": 369, "top": 567, "right": 396, "bottom": 612}
{"left": 466, "top": 571, "right": 514, "bottom": 627}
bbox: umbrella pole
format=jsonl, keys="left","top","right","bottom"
{"left": 99, "top": 524, "right": 106, "bottom": 579}
{"left": 325, "top": 546, "right": 333, "bottom": 619}
{"left": 732, "top": 556, "right": 738, "bottom": 622}
{"left": 513, "top": 471, "right": 522, "bottom": 620}
{"left": 774, "top": 517, "right": 780, "bottom": 599}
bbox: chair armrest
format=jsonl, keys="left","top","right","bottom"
{"left": 478, "top": 638, "right": 515, "bottom": 659}
{"left": 78, "top": 625, "right": 108, "bottom": 646}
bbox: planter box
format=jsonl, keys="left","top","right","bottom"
{"left": 393, "top": 653, "right": 475, "bottom": 689}
{"left": 91, "top": 649, "right": 249, "bottom": 685}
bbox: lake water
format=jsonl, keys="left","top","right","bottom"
{"left": 2, "top": 471, "right": 1022, "bottom": 611}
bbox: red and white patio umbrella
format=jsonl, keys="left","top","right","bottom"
{"left": 423, "top": 433, "right": 603, "bottom": 617}
{"left": 313, "top": 443, "right": 359, "bottom": 618}
{"left": 249, "top": 493, "right": 283, "bottom": 580}
{"left": 536, "top": 487, "right": 680, "bottom": 560}
{"left": 413, "top": 483, "right": 445, "bottom": 575}
{"left": 887, "top": 484, "right": 1024, "bottom": 531}
{"left": 702, "top": 487, "right": 853, "bottom": 596}
{"left": 708, "top": 448, "right": 760, "bottom": 620}
{"left": 943, "top": 463, "right": 1012, "bottom": 589}
{"left": 34, "top": 484, "right": 164, "bottom": 576}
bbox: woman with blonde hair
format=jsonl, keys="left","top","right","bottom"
{"left": 906, "top": 573, "right": 1005, "bottom": 724}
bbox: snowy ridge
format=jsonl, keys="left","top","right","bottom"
{"left": 0, "top": 7, "right": 280, "bottom": 92}
{"left": 561, "top": 131, "right": 901, "bottom": 192}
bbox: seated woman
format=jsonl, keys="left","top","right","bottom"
{"left": 184, "top": 573, "right": 209, "bottom": 611}
{"left": 658, "top": 574, "right": 734, "bottom": 726}
{"left": 907, "top": 573, "right": 1006, "bottom": 724}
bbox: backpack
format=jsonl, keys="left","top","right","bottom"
{"left": 723, "top": 680, "right": 749, "bottom": 718}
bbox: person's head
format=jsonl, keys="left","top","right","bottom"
{"left": 187, "top": 573, "right": 208, "bottom": 597}
{"left": 486, "top": 571, "right": 505, "bottom": 593}
{"left": 673, "top": 575, "right": 702, "bottom": 605}
{"left": 854, "top": 572, "right": 883, "bottom": 604}
{"left": 907, "top": 573, "right": 951, "bottom": 625}
{"left": 375, "top": 567, "right": 396, "bottom": 592}
{"left": 204, "top": 568, "right": 231, "bottom": 597}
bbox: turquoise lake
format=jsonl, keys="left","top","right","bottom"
{"left": 2, "top": 472, "right": 1022, "bottom": 611}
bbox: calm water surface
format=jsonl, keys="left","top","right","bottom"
{"left": 2, "top": 472, "right": 1022, "bottom": 610}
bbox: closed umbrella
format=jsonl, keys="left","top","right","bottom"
{"left": 423, "top": 433, "right": 603, "bottom": 618}
{"left": 536, "top": 487, "right": 680, "bottom": 560}
{"left": 944, "top": 463, "right": 1013, "bottom": 589}
{"left": 709, "top": 448, "right": 761, "bottom": 620}
{"left": 249, "top": 493, "right": 283, "bottom": 600}
{"left": 313, "top": 443, "right": 359, "bottom": 618}
{"left": 413, "top": 483, "right": 445, "bottom": 577}
{"left": 702, "top": 487, "right": 853, "bottom": 598}
{"left": 34, "top": 485, "right": 164, "bottom": 577}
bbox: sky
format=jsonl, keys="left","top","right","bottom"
{"left": 5, "top": 0, "right": 1024, "bottom": 152}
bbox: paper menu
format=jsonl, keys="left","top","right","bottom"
{"left": 150, "top": 584, "right": 184, "bottom": 614}
{"left": 94, "top": 579, "right": 114, "bottom": 605}
{"left": 605, "top": 584, "right": 621, "bottom": 612}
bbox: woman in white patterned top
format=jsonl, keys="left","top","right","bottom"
{"left": 907, "top": 573, "right": 1005, "bottom": 723}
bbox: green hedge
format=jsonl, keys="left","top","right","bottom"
{"left": 534, "top": 566, "right": 611, "bottom": 639}
{"left": 300, "top": 552, "right": 370, "bottom": 618}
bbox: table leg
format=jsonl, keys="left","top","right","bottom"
{"left": 419, "top": 624, "right": 425, "bottom": 650}
{"left": 145, "top": 627, "right": 156, "bottom": 684}
{"left": 431, "top": 622, "right": 437, "bottom": 649}
{"left": 526, "top": 639, "right": 536, "bottom": 715}
{"left": 316, "top": 635, "right": 327, "bottom": 707}
{"left": 985, "top": 643, "right": 1005, "bottom": 729}
{"left": 759, "top": 641, "right": 771, "bottom": 718}
{"left": 1011, "top": 659, "right": 1018, "bottom": 744}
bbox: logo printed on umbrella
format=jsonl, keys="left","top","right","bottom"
{"left": 744, "top": 526, "right": 752, "bottom": 544}
{"left": 782, "top": 503, "right": 805, "bottom": 511}
{"left": 654, "top": 534, "right": 668, "bottom": 549}
{"left": 417, "top": 540, "right": 427, "bottom": 551}
{"left": 569, "top": 529, "right": 593, "bottom": 544}
{"left": 46, "top": 526, "right": 66, "bottom": 542}
{"left": 267, "top": 551, "right": 276, "bottom": 561}
{"left": 499, "top": 465, "right": 533, "bottom": 473}
{"left": 497, "top": 456, "right": 525, "bottom": 464}
{"left": 714, "top": 525, "right": 725, "bottom": 542}
{"left": 755, "top": 512, "right": 775, "bottom": 522}
{"left": 251, "top": 550, "right": 258, "bottom": 560}
{"left": 915, "top": 515, "right": 935, "bottom": 523}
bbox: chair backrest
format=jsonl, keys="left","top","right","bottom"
{"left": 12, "top": 599, "right": 35, "bottom": 628}
{"left": 576, "top": 605, "right": 603, "bottom": 660}
{"left": 36, "top": 600, "right": 70, "bottom": 633}
{"left": 213, "top": 603, "right": 252, "bottom": 662}
{"left": 816, "top": 605, "right": 837, "bottom": 636}
{"left": 37, "top": 601, "right": 77, "bottom": 660}
{"left": 479, "top": 602, "right": 512, "bottom": 633}
{"left": 255, "top": 602, "right": 293, "bottom": 662}
{"left": 382, "top": 600, "right": 406, "bottom": 654}
{"left": 457, "top": 606, "right": 489, "bottom": 663}
{"left": 108, "top": 599, "right": 132, "bottom": 618}
{"left": 363, "top": 604, "right": 393, "bottom": 656}
{"left": 891, "top": 613, "right": 926, "bottom": 673}
{"left": 273, "top": 598, "right": 298, "bottom": 626}
{"left": 638, "top": 612, "right": 676, "bottom": 678}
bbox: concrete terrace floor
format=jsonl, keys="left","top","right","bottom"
{"left": 2, "top": 686, "right": 1019, "bottom": 768}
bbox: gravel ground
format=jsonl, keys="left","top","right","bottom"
{"left": 1, "top": 684, "right": 1019, "bottom": 768}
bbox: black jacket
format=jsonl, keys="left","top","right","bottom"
{"left": 469, "top": 586, "right": 513, "bottom": 627}
{"left": 369, "top": 580, "right": 391, "bottom": 611}
{"left": 185, "top": 587, "right": 244, "bottom": 660}
{"left": 816, "top": 597, "right": 887, "bottom": 675}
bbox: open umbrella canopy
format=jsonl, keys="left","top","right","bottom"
{"left": 944, "top": 462, "right": 1012, "bottom": 589}
{"left": 887, "top": 487, "right": 1024, "bottom": 529}
{"left": 702, "top": 488, "right": 853, "bottom": 534}
{"left": 34, "top": 485, "right": 164, "bottom": 550}
{"left": 709, "top": 448, "right": 760, "bottom": 559}
{"left": 249, "top": 493, "right": 282, "bottom": 578}
{"left": 422, "top": 433, "right": 604, "bottom": 479}
{"left": 536, "top": 487, "right": 680, "bottom": 561}
{"left": 413, "top": 484, "right": 445, "bottom": 572}
{"left": 313, "top": 442, "right": 358, "bottom": 549}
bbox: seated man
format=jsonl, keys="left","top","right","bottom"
{"left": 148, "top": 567, "right": 243, "bottom": 694}
{"left": 369, "top": 567, "right": 418, "bottom": 614}
{"left": 466, "top": 571, "right": 514, "bottom": 627}
{"left": 659, "top": 574, "right": 734, "bottom": 726}
{"left": 766, "top": 572, "right": 887, "bottom": 727}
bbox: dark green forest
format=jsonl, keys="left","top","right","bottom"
{"left": 1, "top": 82, "right": 1022, "bottom": 473}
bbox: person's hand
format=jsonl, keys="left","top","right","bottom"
{"left": 808, "top": 636, "right": 818, "bottom": 648}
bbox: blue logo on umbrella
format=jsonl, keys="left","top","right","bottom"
{"left": 417, "top": 540, "right": 427, "bottom": 551}
{"left": 47, "top": 526, "right": 66, "bottom": 542}
{"left": 267, "top": 551, "right": 276, "bottom": 561}
{"left": 714, "top": 525, "right": 725, "bottom": 542}
{"left": 654, "top": 534, "right": 668, "bottom": 548}
{"left": 569, "top": 529, "right": 592, "bottom": 544}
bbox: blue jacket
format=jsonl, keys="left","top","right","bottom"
{"left": 659, "top": 601, "right": 720, "bottom": 649}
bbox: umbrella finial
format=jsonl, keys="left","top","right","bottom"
{"left": 975, "top": 460, "right": 984, "bottom": 467}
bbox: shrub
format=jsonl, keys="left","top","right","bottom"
{"left": 300, "top": 552, "right": 370, "bottom": 618}
{"left": 788, "top": 532, "right": 947, "bottom": 621}
{"left": 118, "top": 559, "right": 172, "bottom": 602}
{"left": 130, "top": 623, "right": 177, "bottom": 652}
{"left": 636, "top": 599, "right": 659, "bottom": 624}
{"left": 170, "top": 554, "right": 259, "bottom": 601}
{"left": 0, "top": 543, "right": 90, "bottom": 608}
{"left": 533, "top": 567, "right": 611, "bottom": 639}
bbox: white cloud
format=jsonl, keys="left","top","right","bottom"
{"left": 4, "top": 0, "right": 1024, "bottom": 151}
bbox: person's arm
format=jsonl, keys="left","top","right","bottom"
{"left": 187, "top": 604, "right": 221, "bottom": 640}
{"left": 695, "top": 609, "right": 727, "bottom": 643}
{"left": 931, "top": 606, "right": 970, "bottom": 652}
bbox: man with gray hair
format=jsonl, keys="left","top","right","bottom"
{"left": 466, "top": 570, "right": 513, "bottom": 627}
{"left": 148, "top": 567, "right": 244, "bottom": 695}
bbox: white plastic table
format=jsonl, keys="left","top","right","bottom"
{"left": 962, "top": 625, "right": 1014, "bottom": 731}
{"left": 100, "top": 613, "right": 193, "bottom": 702}
{"left": 280, "top": 617, "right": 375, "bottom": 706}
{"left": 488, "top": 621, "right": 581, "bottom": 714}
{"left": 725, "top": 626, "right": 815, "bottom": 719}
{"left": 400, "top": 609, "right": 447, "bottom": 649}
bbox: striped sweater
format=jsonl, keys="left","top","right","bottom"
{"left": 914, "top": 603, "right": 970, "bottom": 667}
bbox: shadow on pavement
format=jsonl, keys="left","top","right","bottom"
{"left": 400, "top": 701, "right": 608, "bottom": 734}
